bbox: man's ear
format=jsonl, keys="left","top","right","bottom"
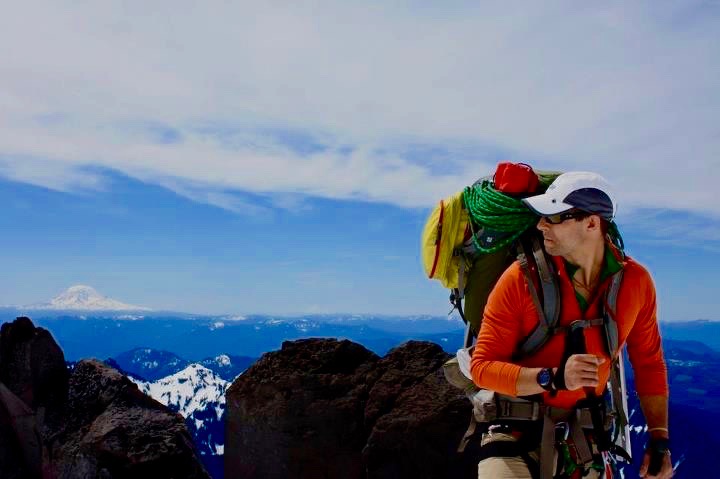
{"left": 586, "top": 214, "right": 602, "bottom": 232}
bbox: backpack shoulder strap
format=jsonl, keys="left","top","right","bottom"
{"left": 515, "top": 235, "right": 561, "bottom": 359}
{"left": 604, "top": 270, "right": 623, "bottom": 358}
{"left": 602, "top": 270, "right": 632, "bottom": 460}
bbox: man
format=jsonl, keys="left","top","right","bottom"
{"left": 470, "top": 172, "right": 672, "bottom": 479}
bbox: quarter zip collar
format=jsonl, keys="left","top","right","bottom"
{"left": 553, "top": 242, "right": 625, "bottom": 313}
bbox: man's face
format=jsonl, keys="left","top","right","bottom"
{"left": 536, "top": 214, "right": 589, "bottom": 257}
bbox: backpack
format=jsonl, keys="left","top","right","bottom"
{"left": 421, "top": 162, "right": 560, "bottom": 338}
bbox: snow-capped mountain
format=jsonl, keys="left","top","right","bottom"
{"left": 133, "top": 364, "right": 227, "bottom": 420}
{"left": 114, "top": 350, "right": 252, "bottom": 479}
{"left": 25, "top": 285, "right": 151, "bottom": 311}
{"left": 131, "top": 364, "right": 229, "bottom": 459}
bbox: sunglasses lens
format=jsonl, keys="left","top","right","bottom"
{"left": 545, "top": 214, "right": 563, "bottom": 224}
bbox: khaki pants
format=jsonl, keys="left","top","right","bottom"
{"left": 476, "top": 430, "right": 604, "bottom": 479}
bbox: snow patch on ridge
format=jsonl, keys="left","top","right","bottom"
{"left": 131, "top": 363, "right": 228, "bottom": 419}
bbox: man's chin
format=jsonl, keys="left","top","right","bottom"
{"left": 543, "top": 240, "right": 559, "bottom": 255}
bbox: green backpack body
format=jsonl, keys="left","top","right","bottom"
{"left": 449, "top": 171, "right": 561, "bottom": 338}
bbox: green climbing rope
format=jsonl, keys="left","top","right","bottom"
{"left": 462, "top": 180, "right": 537, "bottom": 254}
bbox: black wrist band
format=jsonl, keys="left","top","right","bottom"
{"left": 649, "top": 437, "right": 670, "bottom": 453}
{"left": 647, "top": 438, "right": 670, "bottom": 475}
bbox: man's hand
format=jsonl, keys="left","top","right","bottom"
{"left": 563, "top": 354, "right": 605, "bottom": 391}
{"left": 639, "top": 447, "right": 673, "bottom": 478}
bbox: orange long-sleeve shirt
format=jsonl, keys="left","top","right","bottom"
{"left": 470, "top": 249, "right": 668, "bottom": 409}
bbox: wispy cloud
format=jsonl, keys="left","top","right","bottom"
{"left": 155, "top": 178, "right": 273, "bottom": 217}
{"left": 621, "top": 208, "right": 720, "bottom": 252}
{"left": 0, "top": 1, "right": 717, "bottom": 215}
{"left": 0, "top": 157, "right": 105, "bottom": 193}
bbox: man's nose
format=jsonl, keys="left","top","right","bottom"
{"left": 536, "top": 217, "right": 549, "bottom": 232}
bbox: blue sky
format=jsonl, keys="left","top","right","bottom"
{"left": 0, "top": 1, "right": 718, "bottom": 320}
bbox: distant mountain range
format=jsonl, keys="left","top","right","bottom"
{"left": 0, "top": 313, "right": 464, "bottom": 360}
{"left": 111, "top": 347, "right": 255, "bottom": 381}
{"left": 659, "top": 319, "right": 720, "bottom": 351}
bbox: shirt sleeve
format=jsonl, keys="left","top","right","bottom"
{"left": 626, "top": 270, "right": 669, "bottom": 396}
{"left": 470, "top": 262, "right": 528, "bottom": 396}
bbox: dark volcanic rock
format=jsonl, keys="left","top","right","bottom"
{"left": 51, "top": 359, "right": 210, "bottom": 478}
{"left": 363, "top": 342, "right": 471, "bottom": 479}
{"left": 226, "top": 338, "right": 471, "bottom": 479}
{"left": 226, "top": 339, "right": 377, "bottom": 479}
{"left": 0, "top": 316, "right": 210, "bottom": 479}
{"left": 0, "top": 316, "right": 69, "bottom": 433}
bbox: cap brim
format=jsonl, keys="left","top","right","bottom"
{"left": 522, "top": 194, "right": 574, "bottom": 216}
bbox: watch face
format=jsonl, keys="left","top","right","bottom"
{"left": 538, "top": 368, "right": 552, "bottom": 387}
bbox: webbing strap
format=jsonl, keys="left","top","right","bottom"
{"left": 531, "top": 236, "right": 560, "bottom": 326}
{"left": 460, "top": 237, "right": 477, "bottom": 256}
{"left": 603, "top": 270, "right": 630, "bottom": 456}
{"left": 516, "top": 238, "right": 562, "bottom": 359}
{"left": 569, "top": 411, "right": 593, "bottom": 465}
{"left": 518, "top": 255, "right": 546, "bottom": 325}
{"left": 609, "top": 357, "right": 629, "bottom": 432}
{"left": 604, "top": 271, "right": 623, "bottom": 359}
{"left": 463, "top": 323, "right": 475, "bottom": 349}
{"left": 540, "top": 408, "right": 594, "bottom": 479}
{"left": 457, "top": 409, "right": 478, "bottom": 453}
{"left": 452, "top": 244, "right": 472, "bottom": 327}
{"left": 495, "top": 397, "right": 541, "bottom": 422}
{"left": 570, "top": 318, "right": 604, "bottom": 330}
{"left": 540, "top": 415, "right": 555, "bottom": 479}
{"left": 457, "top": 258, "right": 466, "bottom": 300}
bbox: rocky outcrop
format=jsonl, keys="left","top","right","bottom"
{"left": 0, "top": 316, "right": 69, "bottom": 478}
{"left": 226, "top": 338, "right": 473, "bottom": 479}
{"left": 0, "top": 316, "right": 69, "bottom": 434}
{"left": 0, "top": 317, "right": 210, "bottom": 479}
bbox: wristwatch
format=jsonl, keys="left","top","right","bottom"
{"left": 536, "top": 368, "right": 555, "bottom": 391}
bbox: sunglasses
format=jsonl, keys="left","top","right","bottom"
{"left": 541, "top": 211, "right": 590, "bottom": 225}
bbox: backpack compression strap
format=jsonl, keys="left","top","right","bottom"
{"left": 604, "top": 270, "right": 631, "bottom": 460}
{"left": 515, "top": 235, "right": 561, "bottom": 360}
{"left": 604, "top": 270, "right": 623, "bottom": 358}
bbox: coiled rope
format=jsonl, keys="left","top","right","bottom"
{"left": 462, "top": 180, "right": 537, "bottom": 254}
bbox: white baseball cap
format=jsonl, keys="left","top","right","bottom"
{"left": 521, "top": 171, "right": 616, "bottom": 220}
